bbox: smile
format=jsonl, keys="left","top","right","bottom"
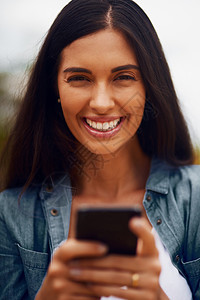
{"left": 82, "top": 117, "right": 125, "bottom": 138}
{"left": 85, "top": 118, "right": 121, "bottom": 132}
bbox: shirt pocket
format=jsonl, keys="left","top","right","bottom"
{"left": 181, "top": 257, "right": 200, "bottom": 298}
{"left": 17, "top": 243, "right": 50, "bottom": 300}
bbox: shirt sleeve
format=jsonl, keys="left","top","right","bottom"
{"left": 0, "top": 189, "right": 49, "bottom": 300}
{"left": 0, "top": 206, "right": 30, "bottom": 299}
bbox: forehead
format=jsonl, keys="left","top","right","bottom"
{"left": 59, "top": 29, "right": 138, "bottom": 67}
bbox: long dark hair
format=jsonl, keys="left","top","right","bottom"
{"left": 0, "top": 0, "right": 194, "bottom": 190}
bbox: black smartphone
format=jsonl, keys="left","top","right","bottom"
{"left": 75, "top": 206, "right": 142, "bottom": 255}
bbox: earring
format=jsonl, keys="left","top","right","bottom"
{"left": 58, "top": 98, "right": 61, "bottom": 103}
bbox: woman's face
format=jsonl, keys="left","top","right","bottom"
{"left": 57, "top": 29, "right": 146, "bottom": 155}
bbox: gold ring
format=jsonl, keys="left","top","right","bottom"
{"left": 131, "top": 273, "right": 139, "bottom": 287}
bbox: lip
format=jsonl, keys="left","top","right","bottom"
{"left": 82, "top": 117, "right": 126, "bottom": 138}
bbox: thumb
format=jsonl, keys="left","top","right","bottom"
{"left": 129, "top": 217, "right": 158, "bottom": 257}
{"left": 54, "top": 238, "right": 108, "bottom": 262}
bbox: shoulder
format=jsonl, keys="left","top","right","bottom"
{"left": 146, "top": 158, "right": 200, "bottom": 216}
{"left": 147, "top": 158, "right": 200, "bottom": 194}
{"left": 169, "top": 163, "right": 200, "bottom": 184}
{"left": 0, "top": 185, "right": 42, "bottom": 223}
{"left": 168, "top": 164, "right": 200, "bottom": 204}
{"left": 0, "top": 185, "right": 40, "bottom": 200}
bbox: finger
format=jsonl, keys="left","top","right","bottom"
{"left": 88, "top": 284, "right": 156, "bottom": 300}
{"left": 53, "top": 238, "right": 108, "bottom": 262}
{"left": 69, "top": 255, "right": 161, "bottom": 274}
{"left": 66, "top": 281, "right": 98, "bottom": 296}
{"left": 46, "top": 262, "right": 102, "bottom": 297}
{"left": 68, "top": 268, "right": 159, "bottom": 290}
{"left": 129, "top": 218, "right": 158, "bottom": 256}
{"left": 44, "top": 276, "right": 98, "bottom": 297}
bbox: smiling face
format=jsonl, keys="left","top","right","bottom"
{"left": 57, "top": 29, "right": 146, "bottom": 155}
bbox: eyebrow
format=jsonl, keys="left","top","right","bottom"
{"left": 111, "top": 64, "right": 140, "bottom": 73}
{"left": 63, "top": 64, "right": 140, "bottom": 74}
{"left": 63, "top": 67, "right": 92, "bottom": 74}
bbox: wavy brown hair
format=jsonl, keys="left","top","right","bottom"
{"left": 0, "top": 0, "right": 194, "bottom": 191}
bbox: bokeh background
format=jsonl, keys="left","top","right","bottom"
{"left": 0, "top": 0, "right": 200, "bottom": 161}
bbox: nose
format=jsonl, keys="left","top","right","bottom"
{"left": 89, "top": 84, "right": 115, "bottom": 114}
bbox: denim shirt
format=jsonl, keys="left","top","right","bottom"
{"left": 0, "top": 158, "right": 200, "bottom": 300}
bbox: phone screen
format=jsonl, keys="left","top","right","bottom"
{"left": 76, "top": 206, "right": 142, "bottom": 255}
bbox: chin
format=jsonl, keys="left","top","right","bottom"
{"left": 82, "top": 140, "right": 127, "bottom": 157}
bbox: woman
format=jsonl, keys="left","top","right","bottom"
{"left": 0, "top": 0, "right": 199, "bottom": 299}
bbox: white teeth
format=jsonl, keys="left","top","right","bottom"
{"left": 113, "top": 120, "right": 118, "bottom": 126}
{"left": 103, "top": 122, "right": 109, "bottom": 130}
{"left": 86, "top": 118, "right": 121, "bottom": 131}
{"left": 97, "top": 122, "right": 103, "bottom": 130}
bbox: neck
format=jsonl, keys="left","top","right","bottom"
{"left": 72, "top": 137, "right": 151, "bottom": 200}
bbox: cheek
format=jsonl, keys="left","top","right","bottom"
{"left": 60, "top": 91, "right": 88, "bottom": 118}
{"left": 120, "top": 88, "right": 145, "bottom": 116}
{"left": 123, "top": 90, "right": 146, "bottom": 134}
{"left": 61, "top": 100, "right": 79, "bottom": 117}
{"left": 60, "top": 101, "right": 79, "bottom": 137}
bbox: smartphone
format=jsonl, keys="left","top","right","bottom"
{"left": 75, "top": 206, "right": 142, "bottom": 255}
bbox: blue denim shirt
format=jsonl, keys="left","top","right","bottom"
{"left": 0, "top": 158, "right": 200, "bottom": 300}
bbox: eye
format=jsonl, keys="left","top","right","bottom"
{"left": 114, "top": 75, "right": 136, "bottom": 81}
{"left": 67, "top": 76, "right": 90, "bottom": 82}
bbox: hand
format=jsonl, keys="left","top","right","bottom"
{"left": 35, "top": 239, "right": 108, "bottom": 300}
{"left": 68, "top": 218, "right": 167, "bottom": 300}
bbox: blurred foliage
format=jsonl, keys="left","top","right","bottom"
{"left": 0, "top": 72, "right": 21, "bottom": 153}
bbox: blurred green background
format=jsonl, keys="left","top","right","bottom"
{"left": 0, "top": 71, "right": 22, "bottom": 153}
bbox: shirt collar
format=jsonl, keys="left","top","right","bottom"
{"left": 145, "top": 157, "right": 172, "bottom": 195}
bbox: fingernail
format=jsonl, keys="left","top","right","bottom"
{"left": 98, "top": 244, "right": 108, "bottom": 253}
{"left": 131, "top": 218, "right": 142, "bottom": 227}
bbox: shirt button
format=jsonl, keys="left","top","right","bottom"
{"left": 146, "top": 195, "right": 151, "bottom": 202}
{"left": 156, "top": 219, "right": 162, "bottom": 225}
{"left": 175, "top": 255, "right": 180, "bottom": 262}
{"left": 51, "top": 209, "right": 58, "bottom": 216}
